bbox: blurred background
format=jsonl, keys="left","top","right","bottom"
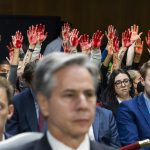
{"left": 0, "top": 0, "right": 149, "bottom": 61}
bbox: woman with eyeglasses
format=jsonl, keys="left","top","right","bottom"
{"left": 101, "top": 69, "right": 135, "bottom": 115}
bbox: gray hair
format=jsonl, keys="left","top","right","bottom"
{"left": 34, "top": 52, "right": 99, "bottom": 98}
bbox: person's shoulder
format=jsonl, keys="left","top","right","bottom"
{"left": 90, "top": 140, "right": 116, "bottom": 150}
{"left": 96, "top": 106, "right": 113, "bottom": 116}
{"left": 13, "top": 88, "right": 31, "bottom": 105}
{"left": 47, "top": 37, "right": 62, "bottom": 46}
{"left": 120, "top": 94, "right": 142, "bottom": 108}
{"left": 4, "top": 132, "right": 12, "bottom": 139}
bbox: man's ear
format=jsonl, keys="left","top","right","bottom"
{"left": 37, "top": 93, "right": 49, "bottom": 118}
{"left": 141, "top": 77, "right": 145, "bottom": 86}
{"left": 7, "top": 104, "right": 14, "bottom": 120}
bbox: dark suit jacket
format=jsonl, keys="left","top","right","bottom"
{"left": 4, "top": 132, "right": 12, "bottom": 139}
{"left": 116, "top": 93, "right": 150, "bottom": 148}
{"left": 17, "top": 134, "right": 116, "bottom": 150}
{"left": 93, "top": 107, "right": 121, "bottom": 148}
{"left": 6, "top": 88, "right": 38, "bottom": 135}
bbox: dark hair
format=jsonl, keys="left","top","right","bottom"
{"left": 101, "top": 69, "right": 135, "bottom": 105}
{"left": 140, "top": 60, "right": 150, "bottom": 80}
{"left": 22, "top": 61, "right": 37, "bottom": 85}
{"left": 0, "top": 77, "right": 13, "bottom": 105}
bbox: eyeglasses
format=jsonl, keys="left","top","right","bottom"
{"left": 114, "top": 78, "right": 130, "bottom": 88}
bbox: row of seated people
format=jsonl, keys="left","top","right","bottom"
{"left": 0, "top": 23, "right": 150, "bottom": 150}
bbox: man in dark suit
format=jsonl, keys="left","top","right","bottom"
{"left": 18, "top": 53, "right": 116, "bottom": 150}
{"left": 0, "top": 77, "right": 14, "bottom": 141}
{"left": 92, "top": 107, "right": 121, "bottom": 148}
{"left": 6, "top": 61, "right": 40, "bottom": 135}
{"left": 116, "top": 60, "right": 150, "bottom": 149}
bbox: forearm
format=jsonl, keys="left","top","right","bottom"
{"left": 118, "top": 47, "right": 127, "bottom": 67}
{"left": 90, "top": 49, "right": 101, "bottom": 67}
{"left": 113, "top": 53, "right": 119, "bottom": 70}
{"left": 11, "top": 48, "right": 20, "bottom": 65}
{"left": 31, "top": 44, "right": 41, "bottom": 61}
{"left": 126, "top": 43, "right": 135, "bottom": 67}
{"left": 103, "top": 54, "right": 112, "bottom": 67}
{"left": 20, "top": 49, "right": 33, "bottom": 73}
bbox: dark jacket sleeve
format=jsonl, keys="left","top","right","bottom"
{"left": 8, "top": 65, "right": 18, "bottom": 89}
{"left": 116, "top": 102, "right": 139, "bottom": 146}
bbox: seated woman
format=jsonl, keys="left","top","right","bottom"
{"left": 101, "top": 69, "right": 135, "bottom": 115}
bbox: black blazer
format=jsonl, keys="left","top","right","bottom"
{"left": 6, "top": 88, "right": 38, "bottom": 135}
{"left": 93, "top": 107, "right": 120, "bottom": 148}
{"left": 17, "top": 134, "right": 116, "bottom": 150}
{"left": 4, "top": 132, "right": 12, "bottom": 139}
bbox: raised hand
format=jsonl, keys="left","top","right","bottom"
{"left": 6, "top": 42, "right": 14, "bottom": 64}
{"left": 129, "top": 24, "right": 143, "bottom": 42}
{"left": 27, "top": 25, "right": 38, "bottom": 48}
{"left": 105, "top": 25, "right": 116, "bottom": 41}
{"left": 145, "top": 30, "right": 150, "bottom": 48}
{"left": 69, "top": 29, "right": 80, "bottom": 48}
{"left": 122, "top": 30, "right": 132, "bottom": 48}
{"left": 135, "top": 38, "right": 144, "bottom": 55}
{"left": 37, "top": 24, "right": 48, "bottom": 44}
{"left": 113, "top": 37, "right": 120, "bottom": 53}
{"left": 12, "top": 31, "right": 23, "bottom": 48}
{"left": 91, "top": 30, "right": 104, "bottom": 49}
{"left": 62, "top": 23, "right": 71, "bottom": 42}
{"left": 79, "top": 34, "right": 91, "bottom": 54}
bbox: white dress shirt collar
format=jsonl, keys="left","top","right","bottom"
{"left": 46, "top": 130, "right": 90, "bottom": 150}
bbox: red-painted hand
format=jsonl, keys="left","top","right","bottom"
{"left": 69, "top": 29, "right": 80, "bottom": 47}
{"left": 80, "top": 34, "right": 91, "bottom": 53}
{"left": 91, "top": 30, "right": 104, "bottom": 49}
{"left": 62, "top": 23, "right": 71, "bottom": 42}
{"left": 135, "top": 38, "right": 144, "bottom": 55}
{"left": 12, "top": 31, "right": 23, "bottom": 48}
{"left": 122, "top": 30, "right": 132, "bottom": 48}
{"left": 105, "top": 25, "right": 116, "bottom": 40}
{"left": 113, "top": 37, "right": 120, "bottom": 53}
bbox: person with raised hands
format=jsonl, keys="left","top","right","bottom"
{"left": 90, "top": 30, "right": 104, "bottom": 67}
{"left": 105, "top": 25, "right": 116, "bottom": 42}
{"left": 20, "top": 24, "right": 47, "bottom": 74}
{"left": 126, "top": 24, "right": 143, "bottom": 67}
{"left": 6, "top": 31, "right": 24, "bottom": 91}
{"left": 99, "top": 25, "right": 116, "bottom": 88}
{"left": 62, "top": 22, "right": 71, "bottom": 44}
{"left": 31, "top": 24, "right": 47, "bottom": 61}
{"left": 117, "top": 30, "right": 132, "bottom": 68}
{"left": 112, "top": 37, "right": 120, "bottom": 70}
{"left": 8, "top": 31, "right": 23, "bottom": 66}
{"left": 101, "top": 25, "right": 116, "bottom": 62}
{"left": 19, "top": 25, "right": 37, "bottom": 74}
{"left": 61, "top": 22, "right": 72, "bottom": 53}
{"left": 67, "top": 28, "right": 80, "bottom": 53}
